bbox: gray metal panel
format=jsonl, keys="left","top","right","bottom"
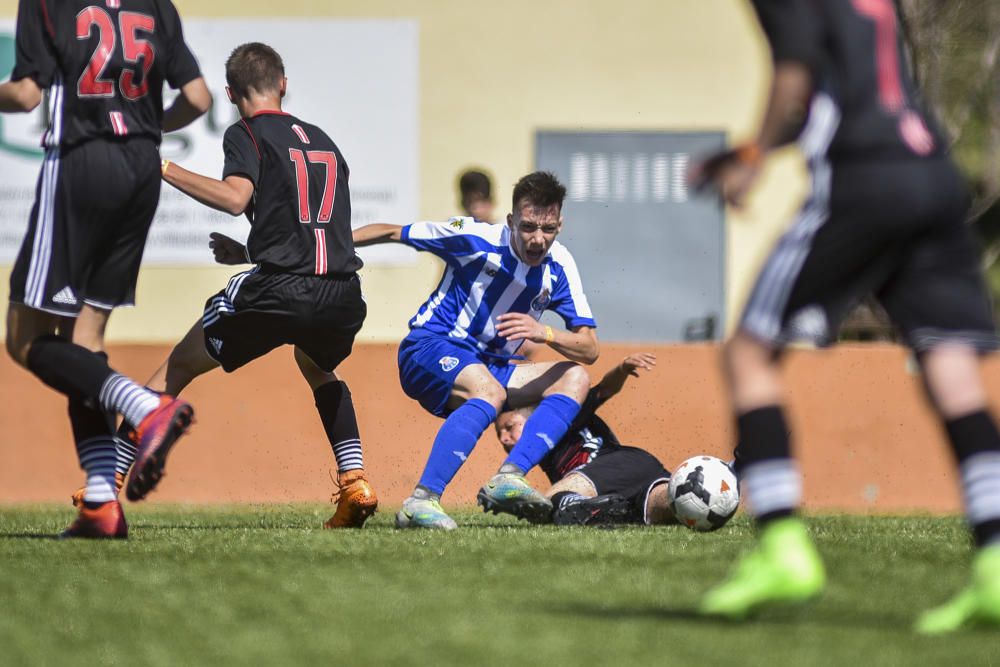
{"left": 536, "top": 131, "right": 726, "bottom": 342}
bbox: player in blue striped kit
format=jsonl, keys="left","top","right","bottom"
{"left": 354, "top": 171, "right": 599, "bottom": 529}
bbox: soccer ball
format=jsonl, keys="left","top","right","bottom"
{"left": 668, "top": 455, "right": 739, "bottom": 532}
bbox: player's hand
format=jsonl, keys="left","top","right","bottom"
{"left": 209, "top": 232, "right": 248, "bottom": 265}
{"left": 496, "top": 313, "right": 547, "bottom": 342}
{"left": 621, "top": 352, "right": 656, "bottom": 377}
{"left": 690, "top": 145, "right": 762, "bottom": 209}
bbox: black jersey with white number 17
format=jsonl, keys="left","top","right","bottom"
{"left": 222, "top": 111, "right": 363, "bottom": 276}
{"left": 11, "top": 0, "right": 201, "bottom": 148}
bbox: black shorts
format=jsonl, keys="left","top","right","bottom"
{"left": 740, "top": 156, "right": 999, "bottom": 353}
{"left": 572, "top": 446, "right": 671, "bottom": 521}
{"left": 9, "top": 138, "right": 160, "bottom": 316}
{"left": 202, "top": 270, "right": 366, "bottom": 373}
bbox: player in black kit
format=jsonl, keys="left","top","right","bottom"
{"left": 692, "top": 0, "right": 1000, "bottom": 630}
{"left": 106, "top": 42, "right": 378, "bottom": 528}
{"left": 494, "top": 353, "right": 677, "bottom": 527}
{"left": 1, "top": 0, "right": 210, "bottom": 538}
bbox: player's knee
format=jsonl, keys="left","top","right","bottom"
{"left": 723, "top": 334, "right": 771, "bottom": 382}
{"left": 477, "top": 382, "right": 507, "bottom": 411}
{"left": 5, "top": 328, "right": 35, "bottom": 367}
{"left": 561, "top": 363, "right": 591, "bottom": 402}
{"left": 920, "top": 343, "right": 986, "bottom": 418}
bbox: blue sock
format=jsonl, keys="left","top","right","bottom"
{"left": 504, "top": 394, "right": 581, "bottom": 473}
{"left": 417, "top": 398, "right": 497, "bottom": 496}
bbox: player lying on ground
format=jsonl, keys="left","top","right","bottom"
{"left": 691, "top": 0, "right": 1000, "bottom": 632}
{"left": 2, "top": 0, "right": 210, "bottom": 538}
{"left": 91, "top": 43, "right": 377, "bottom": 528}
{"left": 495, "top": 353, "right": 678, "bottom": 526}
{"left": 354, "top": 172, "right": 599, "bottom": 530}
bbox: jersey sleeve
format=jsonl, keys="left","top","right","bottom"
{"left": 548, "top": 248, "right": 597, "bottom": 329}
{"left": 399, "top": 217, "right": 494, "bottom": 263}
{"left": 222, "top": 123, "right": 260, "bottom": 187}
{"left": 750, "top": 0, "right": 825, "bottom": 72}
{"left": 159, "top": 1, "right": 202, "bottom": 89}
{"left": 11, "top": 0, "right": 57, "bottom": 88}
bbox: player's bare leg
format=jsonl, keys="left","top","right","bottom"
{"left": 645, "top": 481, "right": 678, "bottom": 526}
{"left": 398, "top": 365, "right": 506, "bottom": 530}
{"left": 546, "top": 471, "right": 597, "bottom": 500}
{"left": 478, "top": 361, "right": 590, "bottom": 522}
{"left": 916, "top": 343, "right": 1000, "bottom": 634}
{"left": 699, "top": 331, "right": 825, "bottom": 618}
{"left": 120, "top": 319, "right": 207, "bottom": 501}
{"left": 294, "top": 347, "right": 377, "bottom": 528}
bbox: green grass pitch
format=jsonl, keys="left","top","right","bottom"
{"left": 1, "top": 506, "right": 999, "bottom": 666}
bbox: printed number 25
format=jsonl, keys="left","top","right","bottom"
{"left": 77, "top": 7, "right": 155, "bottom": 100}
{"left": 289, "top": 149, "right": 338, "bottom": 223}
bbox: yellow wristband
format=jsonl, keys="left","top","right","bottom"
{"left": 161, "top": 159, "right": 171, "bottom": 177}
{"left": 544, "top": 325, "right": 555, "bottom": 343}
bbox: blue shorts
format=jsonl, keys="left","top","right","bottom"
{"left": 398, "top": 328, "right": 517, "bottom": 417}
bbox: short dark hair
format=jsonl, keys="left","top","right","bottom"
{"left": 458, "top": 169, "right": 493, "bottom": 203}
{"left": 226, "top": 42, "right": 285, "bottom": 99}
{"left": 511, "top": 171, "right": 566, "bottom": 211}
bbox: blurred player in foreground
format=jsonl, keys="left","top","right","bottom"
{"left": 2, "top": 0, "right": 210, "bottom": 538}
{"left": 692, "top": 0, "right": 1000, "bottom": 632}
{"left": 102, "top": 43, "right": 377, "bottom": 528}
{"left": 495, "top": 353, "right": 677, "bottom": 526}
{"left": 354, "top": 172, "right": 599, "bottom": 529}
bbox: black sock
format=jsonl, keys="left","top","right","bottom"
{"left": 26, "top": 335, "right": 114, "bottom": 402}
{"left": 736, "top": 406, "right": 797, "bottom": 526}
{"left": 314, "top": 380, "right": 363, "bottom": 473}
{"left": 68, "top": 351, "right": 115, "bottom": 445}
{"left": 944, "top": 411, "right": 1000, "bottom": 547}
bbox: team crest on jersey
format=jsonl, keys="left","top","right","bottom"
{"left": 439, "top": 356, "right": 460, "bottom": 372}
{"left": 531, "top": 289, "right": 552, "bottom": 312}
{"left": 448, "top": 217, "right": 466, "bottom": 230}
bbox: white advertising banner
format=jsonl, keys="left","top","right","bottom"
{"left": 0, "top": 19, "right": 419, "bottom": 265}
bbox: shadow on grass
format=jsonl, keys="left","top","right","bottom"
{"left": 550, "top": 601, "right": 909, "bottom": 632}
{"left": 0, "top": 532, "right": 62, "bottom": 540}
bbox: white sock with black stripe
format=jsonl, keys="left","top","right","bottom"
{"left": 98, "top": 374, "right": 161, "bottom": 429}
{"left": 332, "top": 439, "right": 364, "bottom": 474}
{"left": 77, "top": 437, "right": 118, "bottom": 503}
{"left": 114, "top": 435, "right": 138, "bottom": 476}
{"left": 741, "top": 459, "right": 802, "bottom": 520}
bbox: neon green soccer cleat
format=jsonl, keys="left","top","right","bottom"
{"left": 477, "top": 472, "right": 552, "bottom": 523}
{"left": 394, "top": 496, "right": 458, "bottom": 530}
{"left": 915, "top": 545, "right": 1000, "bottom": 635}
{"left": 699, "top": 517, "right": 826, "bottom": 619}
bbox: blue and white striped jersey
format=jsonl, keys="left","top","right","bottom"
{"left": 401, "top": 217, "right": 596, "bottom": 357}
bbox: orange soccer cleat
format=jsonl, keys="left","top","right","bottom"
{"left": 324, "top": 470, "right": 378, "bottom": 528}
{"left": 60, "top": 500, "right": 128, "bottom": 539}
{"left": 71, "top": 471, "right": 127, "bottom": 508}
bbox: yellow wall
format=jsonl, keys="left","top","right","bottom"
{"left": 0, "top": 0, "right": 807, "bottom": 342}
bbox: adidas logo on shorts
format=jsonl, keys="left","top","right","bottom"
{"left": 52, "top": 286, "right": 78, "bottom": 306}
{"left": 209, "top": 337, "right": 224, "bottom": 353}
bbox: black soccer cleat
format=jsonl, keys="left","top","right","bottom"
{"left": 552, "top": 493, "right": 634, "bottom": 527}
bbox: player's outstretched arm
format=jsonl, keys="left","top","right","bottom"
{"left": 496, "top": 314, "right": 600, "bottom": 365}
{"left": 0, "top": 77, "right": 42, "bottom": 113}
{"left": 163, "top": 77, "right": 212, "bottom": 133}
{"left": 593, "top": 352, "right": 657, "bottom": 402}
{"left": 161, "top": 161, "right": 253, "bottom": 216}
{"left": 353, "top": 224, "right": 403, "bottom": 247}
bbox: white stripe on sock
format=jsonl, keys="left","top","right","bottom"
{"left": 741, "top": 459, "right": 802, "bottom": 518}
{"left": 961, "top": 452, "right": 1000, "bottom": 525}
{"left": 114, "top": 436, "right": 138, "bottom": 476}
{"left": 332, "top": 439, "right": 363, "bottom": 473}
{"left": 99, "top": 374, "right": 160, "bottom": 429}
{"left": 77, "top": 437, "right": 118, "bottom": 503}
